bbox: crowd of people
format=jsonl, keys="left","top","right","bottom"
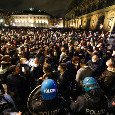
{"left": 0, "top": 27, "right": 115, "bottom": 114}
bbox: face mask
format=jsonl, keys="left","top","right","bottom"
{"left": 58, "top": 68, "right": 60, "bottom": 71}
{"left": 75, "top": 63, "right": 78, "bottom": 66}
{"left": 33, "top": 63, "right": 38, "bottom": 67}
{"left": 25, "top": 61, "right": 29, "bottom": 65}
{"left": 106, "top": 61, "right": 108, "bottom": 66}
{"left": 112, "top": 51, "right": 115, "bottom": 56}
{"left": 113, "top": 51, "right": 115, "bottom": 54}
{"left": 43, "top": 70, "right": 45, "bottom": 73}
{"left": 92, "top": 59, "right": 97, "bottom": 63}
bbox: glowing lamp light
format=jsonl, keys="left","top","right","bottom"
{"left": 29, "top": 20, "right": 33, "bottom": 23}
{"left": 15, "top": 20, "right": 18, "bottom": 23}
{"left": 43, "top": 21, "right": 48, "bottom": 24}
{"left": 0, "top": 19, "right": 3, "bottom": 23}
{"left": 22, "top": 20, "right": 24, "bottom": 23}
{"left": 13, "top": 23, "right": 16, "bottom": 26}
{"left": 31, "top": 20, "right": 34, "bottom": 23}
{"left": 36, "top": 20, "right": 38, "bottom": 23}
{"left": 31, "top": 24, "right": 33, "bottom": 27}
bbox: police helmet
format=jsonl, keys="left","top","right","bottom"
{"left": 41, "top": 79, "right": 57, "bottom": 100}
{"left": 83, "top": 77, "right": 100, "bottom": 92}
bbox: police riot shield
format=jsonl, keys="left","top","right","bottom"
{"left": 27, "top": 85, "right": 42, "bottom": 114}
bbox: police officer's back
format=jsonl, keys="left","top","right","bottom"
{"left": 27, "top": 79, "right": 68, "bottom": 115}
{"left": 70, "top": 77, "right": 108, "bottom": 115}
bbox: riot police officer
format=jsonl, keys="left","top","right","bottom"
{"left": 27, "top": 79, "right": 68, "bottom": 115}
{"left": 70, "top": 77, "right": 108, "bottom": 115}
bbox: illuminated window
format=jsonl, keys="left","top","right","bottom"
{"left": 31, "top": 24, "right": 33, "bottom": 27}
{"left": 36, "top": 20, "right": 38, "bottom": 23}
{"left": 22, "top": 20, "right": 24, "bottom": 23}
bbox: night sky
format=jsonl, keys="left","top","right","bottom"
{"left": 0, "top": 0, "right": 73, "bottom": 17}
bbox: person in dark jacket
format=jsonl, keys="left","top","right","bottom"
{"left": 57, "top": 63, "right": 71, "bottom": 102}
{"left": 30, "top": 58, "right": 43, "bottom": 89}
{"left": 98, "top": 58, "right": 115, "bottom": 96}
{"left": 66, "top": 57, "right": 80, "bottom": 100}
{"left": 7, "top": 66, "right": 29, "bottom": 111}
{"left": 19, "top": 58, "right": 31, "bottom": 91}
{"left": 84, "top": 41, "right": 93, "bottom": 62}
{"left": 38, "top": 64, "right": 58, "bottom": 82}
{"left": 66, "top": 56, "right": 80, "bottom": 82}
{"left": 0, "top": 61, "right": 10, "bottom": 84}
{"left": 70, "top": 77, "right": 108, "bottom": 115}
{"left": 87, "top": 55, "right": 101, "bottom": 77}
{"left": 27, "top": 79, "right": 68, "bottom": 115}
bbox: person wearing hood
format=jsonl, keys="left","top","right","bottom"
{"left": 70, "top": 77, "right": 108, "bottom": 115}
{"left": 98, "top": 58, "right": 115, "bottom": 96}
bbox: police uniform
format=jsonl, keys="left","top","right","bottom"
{"left": 70, "top": 93, "right": 108, "bottom": 115}
{"left": 70, "top": 77, "right": 108, "bottom": 115}
{"left": 32, "top": 97, "right": 68, "bottom": 115}
{"left": 27, "top": 79, "right": 68, "bottom": 115}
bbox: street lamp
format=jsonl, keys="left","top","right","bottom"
{"left": 0, "top": 19, "right": 3, "bottom": 27}
{"left": 0, "top": 19, "right": 3, "bottom": 23}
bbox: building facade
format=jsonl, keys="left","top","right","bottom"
{"left": 10, "top": 8, "right": 51, "bottom": 28}
{"left": 0, "top": 8, "right": 64, "bottom": 28}
{"left": 0, "top": 9, "right": 10, "bottom": 26}
{"left": 65, "top": 0, "right": 115, "bottom": 32}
